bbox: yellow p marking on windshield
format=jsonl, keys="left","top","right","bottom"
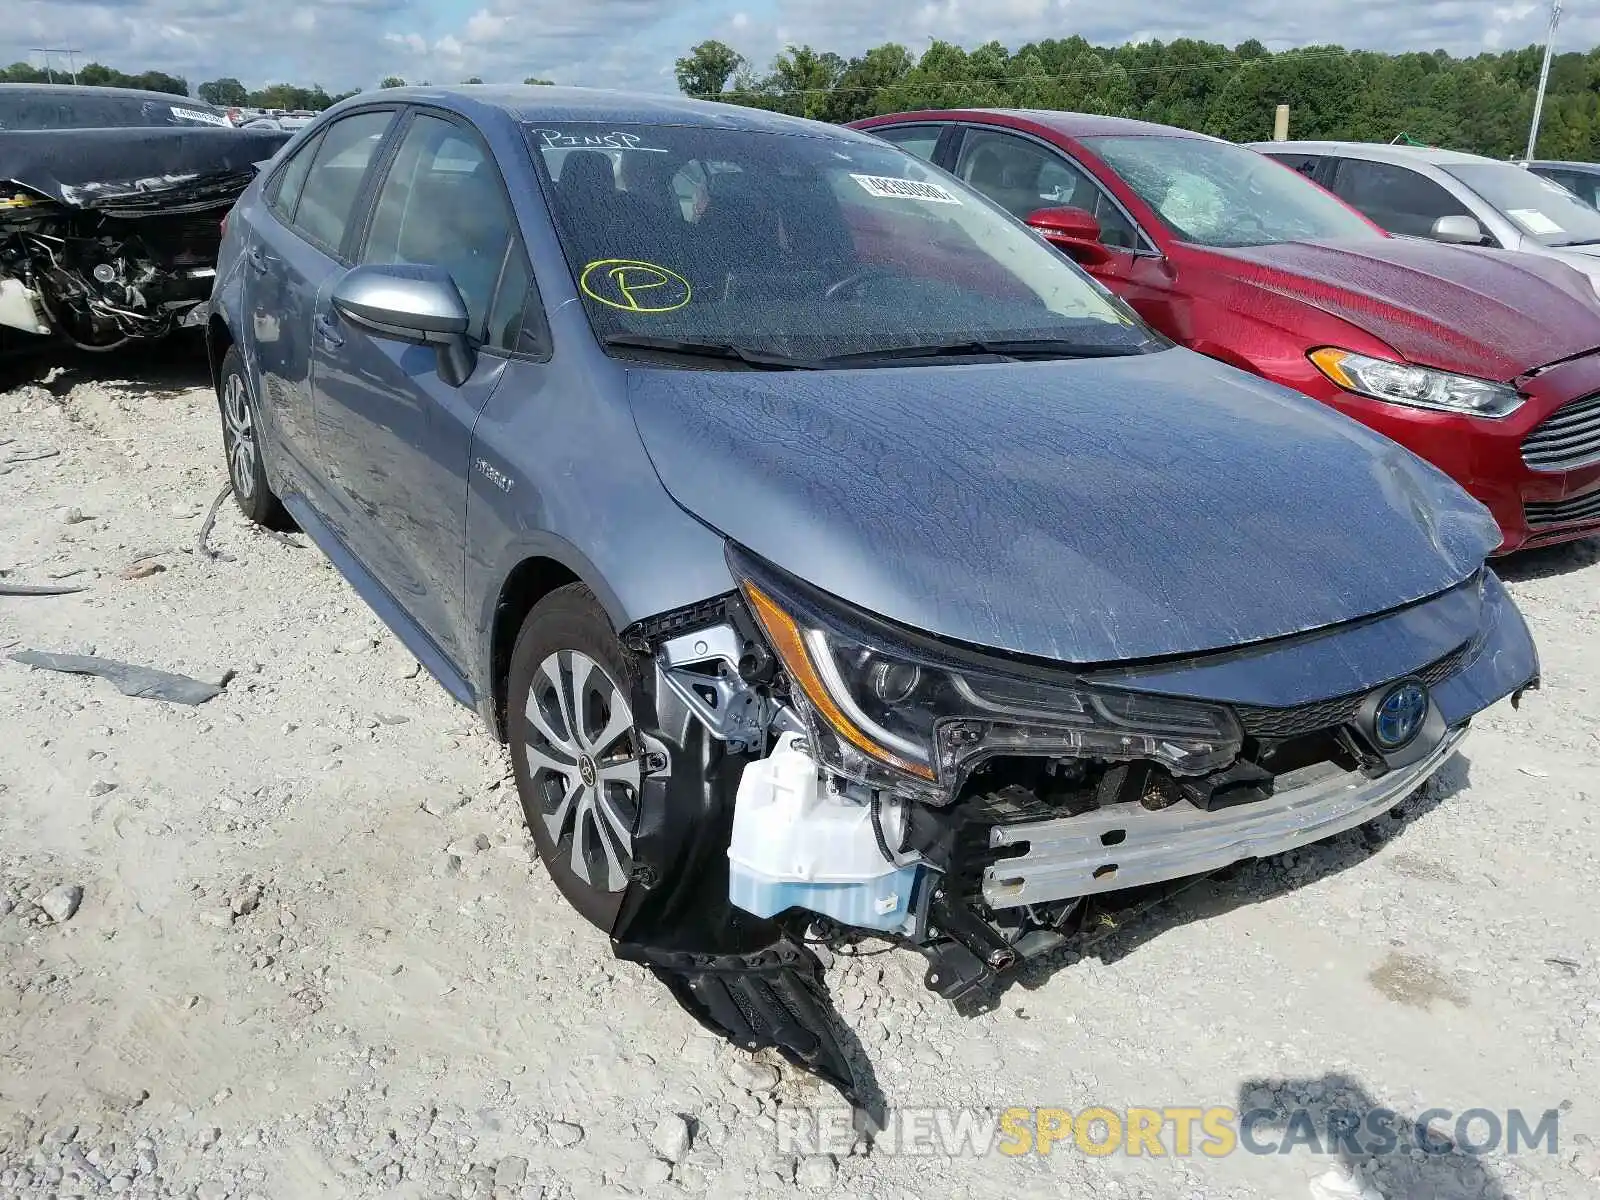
{"left": 580, "top": 259, "right": 692, "bottom": 312}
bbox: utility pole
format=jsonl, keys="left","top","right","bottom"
{"left": 1525, "top": 0, "right": 1563, "bottom": 161}
{"left": 29, "top": 47, "right": 83, "bottom": 85}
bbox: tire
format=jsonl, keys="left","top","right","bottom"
{"left": 508, "top": 583, "right": 645, "bottom": 931}
{"left": 217, "top": 345, "right": 292, "bottom": 530}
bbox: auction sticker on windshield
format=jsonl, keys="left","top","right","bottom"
{"left": 170, "top": 105, "right": 232, "bottom": 127}
{"left": 1508, "top": 208, "right": 1564, "bottom": 236}
{"left": 851, "top": 174, "right": 961, "bottom": 204}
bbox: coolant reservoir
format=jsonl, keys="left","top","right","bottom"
{"left": 727, "top": 733, "right": 924, "bottom": 933}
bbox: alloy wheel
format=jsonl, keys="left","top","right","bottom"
{"left": 223, "top": 372, "right": 257, "bottom": 501}
{"left": 524, "top": 649, "right": 641, "bottom": 894}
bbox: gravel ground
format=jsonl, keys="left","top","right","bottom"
{"left": 1, "top": 342, "right": 1598, "bottom": 1200}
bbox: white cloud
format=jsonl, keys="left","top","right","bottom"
{"left": 464, "top": 9, "right": 511, "bottom": 43}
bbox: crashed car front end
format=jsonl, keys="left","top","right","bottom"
{"left": 607, "top": 545, "right": 1536, "bottom": 1102}
{"left": 0, "top": 125, "right": 288, "bottom": 349}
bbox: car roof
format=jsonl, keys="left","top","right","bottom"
{"left": 1252, "top": 140, "right": 1507, "bottom": 168}
{"left": 866, "top": 107, "right": 1214, "bottom": 140}
{"left": 363, "top": 84, "right": 878, "bottom": 141}
{"left": 0, "top": 82, "right": 223, "bottom": 110}
{"left": 1528, "top": 159, "right": 1600, "bottom": 173}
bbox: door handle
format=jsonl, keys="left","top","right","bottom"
{"left": 313, "top": 313, "right": 344, "bottom": 349}
{"left": 246, "top": 246, "right": 270, "bottom": 274}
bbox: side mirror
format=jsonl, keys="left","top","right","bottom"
{"left": 331, "top": 263, "right": 477, "bottom": 386}
{"left": 1429, "top": 214, "right": 1487, "bottom": 246}
{"left": 1025, "top": 205, "right": 1113, "bottom": 265}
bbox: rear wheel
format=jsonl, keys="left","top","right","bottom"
{"left": 508, "top": 584, "right": 645, "bottom": 931}
{"left": 217, "top": 345, "right": 291, "bottom": 529}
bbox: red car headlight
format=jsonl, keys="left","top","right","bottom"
{"left": 1310, "top": 348, "right": 1524, "bottom": 419}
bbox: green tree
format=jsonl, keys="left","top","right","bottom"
{"left": 768, "top": 45, "right": 845, "bottom": 118}
{"left": 198, "top": 77, "right": 248, "bottom": 106}
{"left": 675, "top": 39, "right": 745, "bottom": 97}
{"left": 462, "top": 76, "right": 484, "bottom": 84}
{"left": 379, "top": 76, "right": 407, "bottom": 89}
{"left": 815, "top": 43, "right": 913, "bottom": 122}
{"left": 524, "top": 77, "right": 554, "bottom": 85}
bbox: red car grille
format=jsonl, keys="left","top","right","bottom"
{"left": 1526, "top": 487, "right": 1600, "bottom": 529}
{"left": 1522, "top": 392, "right": 1600, "bottom": 472}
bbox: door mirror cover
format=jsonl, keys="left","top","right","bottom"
{"left": 331, "top": 263, "right": 471, "bottom": 342}
{"left": 1025, "top": 206, "right": 1113, "bottom": 265}
{"left": 1430, "top": 214, "right": 1487, "bottom": 245}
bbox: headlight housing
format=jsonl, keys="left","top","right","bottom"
{"left": 729, "top": 546, "right": 1243, "bottom": 803}
{"left": 1310, "top": 348, "right": 1524, "bottom": 419}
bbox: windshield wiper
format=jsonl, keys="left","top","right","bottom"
{"left": 815, "top": 338, "right": 1145, "bottom": 366}
{"left": 602, "top": 333, "right": 819, "bottom": 370}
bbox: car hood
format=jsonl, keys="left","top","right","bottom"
{"left": 1198, "top": 238, "right": 1600, "bottom": 380}
{"left": 626, "top": 348, "right": 1499, "bottom": 665}
{"left": 0, "top": 126, "right": 291, "bottom": 211}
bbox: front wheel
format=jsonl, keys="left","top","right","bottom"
{"left": 217, "top": 345, "right": 291, "bottom": 529}
{"left": 508, "top": 584, "right": 646, "bottom": 931}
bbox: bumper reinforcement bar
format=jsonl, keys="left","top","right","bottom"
{"left": 983, "top": 727, "right": 1467, "bottom": 908}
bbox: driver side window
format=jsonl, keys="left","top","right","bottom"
{"left": 359, "top": 114, "right": 519, "bottom": 342}
{"left": 955, "top": 129, "right": 1138, "bottom": 249}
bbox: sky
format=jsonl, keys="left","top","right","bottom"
{"left": 1, "top": 0, "right": 1584, "bottom": 97}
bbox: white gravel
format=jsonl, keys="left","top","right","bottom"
{"left": 2, "top": 345, "right": 1598, "bottom": 1200}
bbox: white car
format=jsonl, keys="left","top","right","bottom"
{"left": 1253, "top": 140, "right": 1600, "bottom": 287}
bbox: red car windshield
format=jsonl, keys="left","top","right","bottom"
{"left": 1083, "top": 135, "right": 1379, "bottom": 248}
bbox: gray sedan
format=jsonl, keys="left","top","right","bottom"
{"left": 206, "top": 87, "right": 1538, "bottom": 1102}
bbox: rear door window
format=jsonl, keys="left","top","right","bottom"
{"left": 871, "top": 125, "right": 943, "bottom": 163}
{"left": 289, "top": 110, "right": 395, "bottom": 257}
{"left": 1263, "top": 151, "right": 1323, "bottom": 181}
{"left": 265, "top": 130, "right": 324, "bottom": 223}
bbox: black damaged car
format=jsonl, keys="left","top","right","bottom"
{"left": 0, "top": 84, "right": 291, "bottom": 352}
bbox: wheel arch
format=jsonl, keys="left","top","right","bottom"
{"left": 206, "top": 313, "right": 235, "bottom": 399}
{"left": 486, "top": 553, "right": 604, "bottom": 743}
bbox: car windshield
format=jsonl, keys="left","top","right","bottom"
{"left": 1441, "top": 161, "right": 1600, "bottom": 247}
{"left": 0, "top": 90, "right": 231, "bottom": 131}
{"left": 1081, "top": 135, "right": 1379, "bottom": 248}
{"left": 527, "top": 122, "right": 1160, "bottom": 363}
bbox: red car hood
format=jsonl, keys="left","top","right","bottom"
{"left": 1199, "top": 238, "right": 1600, "bottom": 380}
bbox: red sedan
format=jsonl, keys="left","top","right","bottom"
{"left": 851, "top": 110, "right": 1600, "bottom": 554}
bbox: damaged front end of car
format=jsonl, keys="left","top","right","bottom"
{"left": 608, "top": 545, "right": 1539, "bottom": 1106}
{"left": 0, "top": 127, "right": 288, "bottom": 349}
